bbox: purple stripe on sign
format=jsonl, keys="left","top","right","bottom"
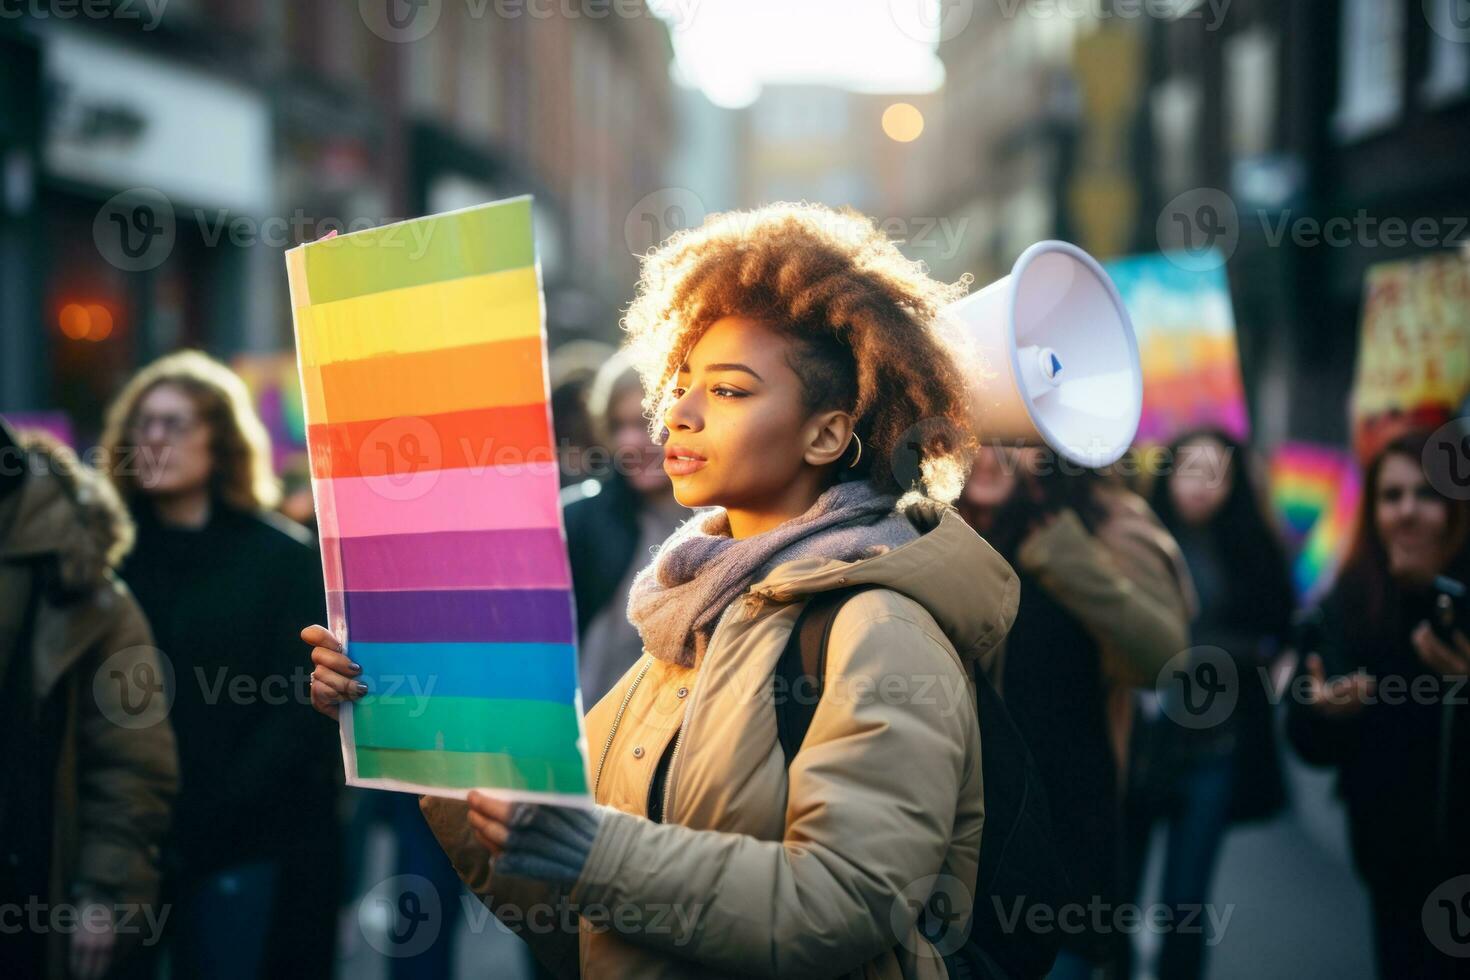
{"left": 326, "top": 528, "right": 570, "bottom": 591}
{"left": 340, "top": 588, "right": 575, "bottom": 644}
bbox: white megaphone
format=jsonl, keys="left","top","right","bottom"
{"left": 947, "top": 240, "right": 1142, "bottom": 468}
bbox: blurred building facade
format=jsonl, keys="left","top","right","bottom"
{"left": 0, "top": 0, "right": 675, "bottom": 438}
{"left": 923, "top": 0, "right": 1470, "bottom": 449}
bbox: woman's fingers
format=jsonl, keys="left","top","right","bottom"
{"left": 466, "top": 791, "right": 518, "bottom": 856}
{"left": 301, "top": 623, "right": 342, "bottom": 652}
{"left": 304, "top": 624, "right": 363, "bottom": 720}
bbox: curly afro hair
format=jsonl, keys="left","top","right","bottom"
{"left": 622, "top": 202, "right": 980, "bottom": 503}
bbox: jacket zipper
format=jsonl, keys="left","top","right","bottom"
{"left": 660, "top": 596, "right": 749, "bottom": 823}
{"left": 593, "top": 656, "right": 654, "bottom": 797}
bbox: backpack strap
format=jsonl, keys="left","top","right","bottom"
{"left": 775, "top": 584, "right": 884, "bottom": 764}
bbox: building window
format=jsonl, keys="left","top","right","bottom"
{"left": 1421, "top": 0, "right": 1470, "bottom": 105}
{"left": 1332, "top": 0, "right": 1404, "bottom": 141}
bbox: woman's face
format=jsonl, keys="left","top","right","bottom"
{"left": 608, "top": 386, "right": 669, "bottom": 496}
{"left": 661, "top": 315, "right": 847, "bottom": 534}
{"left": 1169, "top": 436, "right": 1233, "bottom": 527}
{"left": 1375, "top": 452, "right": 1451, "bottom": 585}
{"left": 962, "top": 447, "right": 1020, "bottom": 517}
{"left": 131, "top": 383, "right": 213, "bottom": 497}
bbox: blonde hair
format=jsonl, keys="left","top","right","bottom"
{"left": 622, "top": 202, "right": 976, "bottom": 502}
{"left": 100, "top": 350, "right": 281, "bottom": 512}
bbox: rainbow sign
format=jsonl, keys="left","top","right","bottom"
{"left": 287, "top": 197, "right": 589, "bottom": 803}
{"left": 1268, "top": 442, "right": 1361, "bottom": 604}
{"left": 1104, "top": 252, "right": 1250, "bottom": 447}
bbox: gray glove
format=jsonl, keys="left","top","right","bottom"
{"left": 493, "top": 803, "right": 605, "bottom": 884}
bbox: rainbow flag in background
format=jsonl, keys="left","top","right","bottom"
{"left": 1268, "top": 443, "right": 1361, "bottom": 604}
{"left": 1103, "top": 252, "right": 1250, "bottom": 447}
{"left": 286, "top": 197, "right": 589, "bottom": 803}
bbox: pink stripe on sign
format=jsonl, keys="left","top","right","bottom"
{"left": 316, "top": 464, "right": 562, "bottom": 539}
{"left": 323, "top": 528, "right": 571, "bottom": 591}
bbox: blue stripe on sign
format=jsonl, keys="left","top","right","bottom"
{"left": 347, "top": 641, "right": 580, "bottom": 703}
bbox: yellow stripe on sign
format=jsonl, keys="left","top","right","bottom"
{"left": 295, "top": 266, "right": 542, "bottom": 367}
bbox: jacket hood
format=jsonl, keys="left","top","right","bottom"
{"left": 746, "top": 494, "right": 1019, "bottom": 669}
{"left": 1, "top": 431, "right": 136, "bottom": 595}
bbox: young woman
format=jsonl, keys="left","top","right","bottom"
{"left": 306, "top": 203, "right": 1020, "bottom": 978}
{"left": 1127, "top": 430, "right": 1294, "bottom": 980}
{"left": 1286, "top": 429, "right": 1470, "bottom": 979}
{"left": 101, "top": 351, "right": 341, "bottom": 980}
{"left": 956, "top": 448, "right": 1194, "bottom": 978}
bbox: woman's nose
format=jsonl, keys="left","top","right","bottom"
{"left": 664, "top": 390, "right": 701, "bottom": 431}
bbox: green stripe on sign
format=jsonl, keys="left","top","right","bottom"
{"left": 352, "top": 695, "right": 582, "bottom": 758}
{"left": 356, "top": 747, "right": 588, "bottom": 793}
{"left": 304, "top": 197, "right": 535, "bottom": 304}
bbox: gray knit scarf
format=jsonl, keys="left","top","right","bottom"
{"left": 626, "top": 479, "right": 920, "bottom": 667}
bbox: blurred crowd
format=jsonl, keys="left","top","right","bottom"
{"left": 1, "top": 342, "right": 1467, "bottom": 980}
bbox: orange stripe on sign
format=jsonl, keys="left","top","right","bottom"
{"left": 306, "top": 403, "right": 555, "bottom": 480}
{"left": 303, "top": 336, "right": 546, "bottom": 424}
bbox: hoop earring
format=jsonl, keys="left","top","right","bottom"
{"left": 847, "top": 432, "right": 863, "bottom": 469}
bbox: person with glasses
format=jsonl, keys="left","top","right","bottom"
{"left": 100, "top": 351, "right": 340, "bottom": 980}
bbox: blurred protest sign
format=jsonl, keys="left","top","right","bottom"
{"left": 0, "top": 412, "right": 75, "bottom": 448}
{"left": 1104, "top": 251, "right": 1250, "bottom": 448}
{"left": 1268, "top": 442, "right": 1361, "bottom": 604}
{"left": 1350, "top": 252, "right": 1470, "bottom": 464}
{"left": 287, "top": 197, "right": 589, "bottom": 803}
{"left": 233, "top": 353, "right": 308, "bottom": 477}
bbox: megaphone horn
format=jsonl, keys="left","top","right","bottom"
{"left": 947, "top": 240, "right": 1142, "bottom": 469}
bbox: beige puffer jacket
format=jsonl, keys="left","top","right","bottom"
{"left": 422, "top": 496, "right": 1019, "bottom": 979}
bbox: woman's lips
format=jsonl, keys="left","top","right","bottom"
{"left": 664, "top": 456, "right": 707, "bottom": 477}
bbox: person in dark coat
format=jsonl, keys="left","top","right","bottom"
{"left": 1127, "top": 429, "right": 1295, "bottom": 979}
{"left": 1287, "top": 429, "right": 1470, "bottom": 979}
{"left": 0, "top": 422, "right": 178, "bottom": 980}
{"left": 99, "top": 352, "right": 340, "bottom": 980}
{"left": 958, "top": 448, "right": 1195, "bottom": 979}
{"left": 562, "top": 349, "right": 686, "bottom": 707}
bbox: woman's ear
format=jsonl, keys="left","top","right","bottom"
{"left": 803, "top": 411, "right": 855, "bottom": 468}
